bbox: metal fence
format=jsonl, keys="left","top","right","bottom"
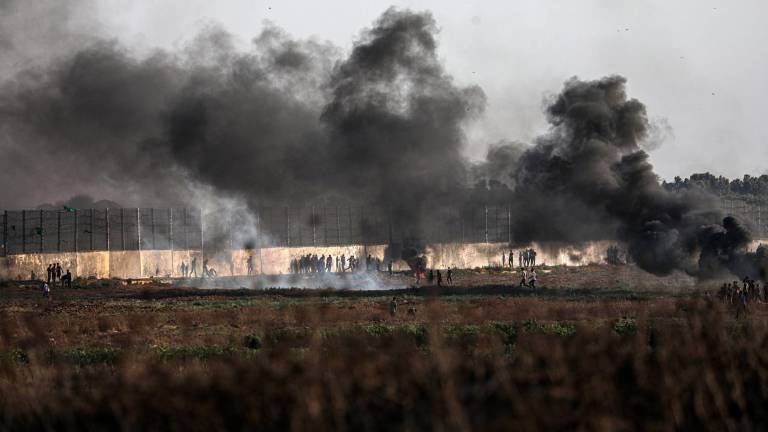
{"left": 720, "top": 197, "right": 768, "bottom": 238}
{"left": 255, "top": 205, "right": 515, "bottom": 248}
{"left": 0, "top": 205, "right": 516, "bottom": 256}
{"left": 0, "top": 208, "right": 203, "bottom": 256}
{"left": 0, "top": 200, "right": 764, "bottom": 256}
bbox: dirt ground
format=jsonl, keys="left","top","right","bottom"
{"left": 0, "top": 263, "right": 757, "bottom": 349}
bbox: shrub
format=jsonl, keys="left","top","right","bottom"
{"left": 490, "top": 322, "right": 517, "bottom": 346}
{"left": 242, "top": 334, "right": 262, "bottom": 350}
{"left": 612, "top": 318, "right": 638, "bottom": 336}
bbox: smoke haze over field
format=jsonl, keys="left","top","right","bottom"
{"left": 0, "top": 1, "right": 761, "bottom": 278}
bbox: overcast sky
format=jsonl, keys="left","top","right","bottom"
{"left": 8, "top": 0, "right": 768, "bottom": 180}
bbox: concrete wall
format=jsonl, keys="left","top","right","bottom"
{"left": 3, "top": 239, "right": 767, "bottom": 280}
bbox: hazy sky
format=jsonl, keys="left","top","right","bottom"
{"left": 7, "top": 0, "right": 768, "bottom": 180}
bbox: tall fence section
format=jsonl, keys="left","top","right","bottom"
{"left": 0, "top": 198, "right": 766, "bottom": 257}
{"left": 0, "top": 208, "right": 202, "bottom": 256}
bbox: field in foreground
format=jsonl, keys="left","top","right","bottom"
{"left": 1, "top": 264, "right": 767, "bottom": 431}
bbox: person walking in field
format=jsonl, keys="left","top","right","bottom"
{"left": 55, "top": 263, "right": 62, "bottom": 285}
{"left": 508, "top": 250, "right": 514, "bottom": 269}
{"left": 436, "top": 270, "right": 442, "bottom": 287}
{"left": 190, "top": 257, "right": 198, "bottom": 277}
{"left": 529, "top": 268, "right": 537, "bottom": 290}
{"left": 42, "top": 282, "right": 50, "bottom": 298}
{"left": 736, "top": 289, "right": 748, "bottom": 319}
{"left": 519, "top": 268, "right": 528, "bottom": 288}
{"left": 447, "top": 267, "right": 453, "bottom": 285}
{"left": 389, "top": 297, "right": 397, "bottom": 317}
{"left": 518, "top": 251, "right": 523, "bottom": 268}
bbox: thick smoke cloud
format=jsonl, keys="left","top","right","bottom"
{"left": 0, "top": 5, "right": 757, "bottom": 278}
{"left": 512, "top": 76, "right": 752, "bottom": 276}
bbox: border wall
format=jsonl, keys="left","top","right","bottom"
{"left": 1, "top": 200, "right": 766, "bottom": 280}
{"left": 4, "top": 239, "right": 767, "bottom": 281}
{"left": 0, "top": 240, "right": 614, "bottom": 280}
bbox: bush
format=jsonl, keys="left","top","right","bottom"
{"left": 443, "top": 325, "right": 480, "bottom": 348}
{"left": 490, "top": 322, "right": 517, "bottom": 346}
{"left": 612, "top": 318, "right": 638, "bottom": 336}
{"left": 242, "top": 334, "right": 262, "bottom": 350}
{"left": 400, "top": 324, "right": 429, "bottom": 347}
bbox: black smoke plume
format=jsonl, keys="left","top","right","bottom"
{"left": 0, "top": 4, "right": 759, "bottom": 278}
{"left": 512, "top": 76, "right": 754, "bottom": 277}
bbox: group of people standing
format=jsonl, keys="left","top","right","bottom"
{"left": 502, "top": 249, "right": 537, "bottom": 268}
{"left": 717, "top": 277, "right": 764, "bottom": 318}
{"left": 45, "top": 263, "right": 72, "bottom": 288}
{"left": 42, "top": 262, "right": 72, "bottom": 297}
{"left": 410, "top": 263, "right": 453, "bottom": 286}
{"left": 179, "top": 258, "right": 198, "bottom": 278}
{"left": 500, "top": 248, "right": 539, "bottom": 289}
{"left": 289, "top": 253, "right": 385, "bottom": 275}
{"left": 179, "top": 257, "right": 218, "bottom": 278}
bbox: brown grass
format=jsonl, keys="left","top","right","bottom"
{"left": 0, "top": 266, "right": 766, "bottom": 430}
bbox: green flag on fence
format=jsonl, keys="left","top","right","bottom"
{"left": 63, "top": 206, "right": 75, "bottom": 212}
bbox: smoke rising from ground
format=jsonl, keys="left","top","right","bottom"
{"left": 0, "top": 4, "right": 758, "bottom": 278}
{"left": 513, "top": 76, "right": 753, "bottom": 277}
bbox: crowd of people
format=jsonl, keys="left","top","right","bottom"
{"left": 41, "top": 262, "right": 73, "bottom": 297}
{"left": 714, "top": 277, "right": 764, "bottom": 319}
{"left": 179, "top": 257, "right": 220, "bottom": 278}
{"left": 500, "top": 248, "right": 537, "bottom": 269}
{"left": 289, "top": 253, "right": 385, "bottom": 275}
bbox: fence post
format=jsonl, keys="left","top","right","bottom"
{"left": 21, "top": 210, "right": 26, "bottom": 254}
{"left": 311, "top": 206, "right": 316, "bottom": 246}
{"left": 137, "top": 208, "right": 142, "bottom": 277}
{"left": 57, "top": 211, "right": 61, "bottom": 252}
{"left": 348, "top": 206, "right": 353, "bottom": 244}
{"left": 484, "top": 206, "right": 488, "bottom": 244}
{"left": 323, "top": 206, "right": 328, "bottom": 245}
{"left": 169, "top": 208, "right": 174, "bottom": 251}
{"left": 227, "top": 212, "right": 233, "bottom": 251}
{"left": 169, "top": 208, "right": 174, "bottom": 275}
{"left": 120, "top": 208, "right": 125, "bottom": 250}
{"left": 183, "top": 208, "right": 188, "bottom": 250}
{"left": 90, "top": 208, "right": 94, "bottom": 251}
{"left": 105, "top": 208, "right": 110, "bottom": 251}
{"left": 507, "top": 204, "right": 511, "bottom": 244}
{"left": 2, "top": 210, "right": 7, "bottom": 256}
{"left": 200, "top": 207, "right": 204, "bottom": 258}
{"left": 150, "top": 208, "right": 156, "bottom": 250}
{"left": 285, "top": 207, "right": 290, "bottom": 247}
{"left": 336, "top": 206, "right": 341, "bottom": 244}
{"left": 258, "top": 210, "right": 263, "bottom": 273}
{"left": 39, "top": 209, "right": 43, "bottom": 253}
{"left": 360, "top": 206, "right": 366, "bottom": 245}
{"left": 73, "top": 209, "right": 78, "bottom": 253}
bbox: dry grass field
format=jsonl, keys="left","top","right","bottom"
{"left": 1, "top": 264, "right": 767, "bottom": 430}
